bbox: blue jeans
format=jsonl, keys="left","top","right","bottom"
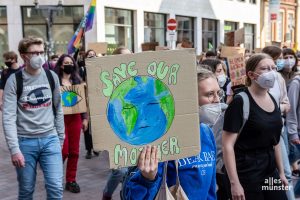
{"left": 103, "top": 168, "right": 128, "bottom": 197}
{"left": 16, "top": 135, "right": 63, "bottom": 200}
{"left": 280, "top": 135, "right": 295, "bottom": 200}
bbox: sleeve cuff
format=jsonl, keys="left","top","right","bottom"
{"left": 10, "top": 147, "right": 21, "bottom": 155}
{"left": 289, "top": 133, "right": 299, "bottom": 141}
{"left": 58, "top": 134, "right": 65, "bottom": 144}
{"left": 137, "top": 173, "right": 159, "bottom": 188}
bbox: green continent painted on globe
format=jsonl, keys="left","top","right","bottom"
{"left": 62, "top": 91, "right": 78, "bottom": 107}
{"left": 107, "top": 76, "right": 175, "bottom": 145}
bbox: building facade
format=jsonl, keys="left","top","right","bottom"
{"left": 0, "top": 0, "right": 260, "bottom": 64}
{"left": 260, "top": 0, "right": 299, "bottom": 49}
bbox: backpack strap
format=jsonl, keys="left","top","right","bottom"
{"left": 236, "top": 91, "right": 250, "bottom": 134}
{"left": 45, "top": 69, "right": 55, "bottom": 92}
{"left": 15, "top": 70, "right": 23, "bottom": 101}
{"left": 44, "top": 69, "right": 56, "bottom": 116}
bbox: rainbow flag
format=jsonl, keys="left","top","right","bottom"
{"left": 67, "top": 0, "right": 96, "bottom": 54}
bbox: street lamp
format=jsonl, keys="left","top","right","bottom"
{"left": 33, "top": 0, "right": 63, "bottom": 57}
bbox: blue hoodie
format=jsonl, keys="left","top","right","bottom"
{"left": 124, "top": 123, "right": 217, "bottom": 200}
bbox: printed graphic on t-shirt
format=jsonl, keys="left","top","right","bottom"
{"left": 20, "top": 84, "right": 52, "bottom": 109}
{"left": 178, "top": 150, "right": 215, "bottom": 175}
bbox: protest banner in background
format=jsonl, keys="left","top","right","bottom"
{"left": 227, "top": 53, "right": 247, "bottom": 86}
{"left": 234, "top": 28, "right": 245, "bottom": 46}
{"left": 254, "top": 48, "right": 262, "bottom": 53}
{"left": 224, "top": 31, "right": 235, "bottom": 46}
{"left": 88, "top": 42, "right": 108, "bottom": 55}
{"left": 220, "top": 46, "right": 245, "bottom": 58}
{"left": 86, "top": 49, "right": 200, "bottom": 168}
{"left": 155, "top": 46, "right": 170, "bottom": 51}
{"left": 61, "top": 84, "right": 87, "bottom": 115}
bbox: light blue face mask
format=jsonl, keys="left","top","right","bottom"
{"left": 276, "top": 59, "right": 285, "bottom": 71}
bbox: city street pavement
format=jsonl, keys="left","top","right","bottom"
{"left": 2, "top": 118, "right": 300, "bottom": 200}
{"left": 0, "top": 120, "right": 121, "bottom": 200}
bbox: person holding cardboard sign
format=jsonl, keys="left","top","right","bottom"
{"left": 123, "top": 68, "right": 218, "bottom": 200}
{"left": 222, "top": 54, "right": 288, "bottom": 200}
{"left": 55, "top": 54, "right": 88, "bottom": 193}
{"left": 102, "top": 47, "right": 132, "bottom": 200}
{"left": 78, "top": 49, "right": 100, "bottom": 159}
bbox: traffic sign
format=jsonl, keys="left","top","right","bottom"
{"left": 167, "top": 18, "right": 177, "bottom": 31}
{"left": 166, "top": 31, "right": 177, "bottom": 42}
{"left": 270, "top": 13, "right": 277, "bottom": 20}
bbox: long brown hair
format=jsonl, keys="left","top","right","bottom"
{"left": 283, "top": 48, "right": 298, "bottom": 72}
{"left": 245, "top": 53, "right": 272, "bottom": 86}
{"left": 55, "top": 54, "right": 82, "bottom": 85}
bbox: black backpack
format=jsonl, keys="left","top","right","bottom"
{"left": 15, "top": 69, "right": 56, "bottom": 115}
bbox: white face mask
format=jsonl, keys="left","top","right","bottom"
{"left": 199, "top": 103, "right": 221, "bottom": 126}
{"left": 297, "top": 66, "right": 300, "bottom": 72}
{"left": 30, "top": 55, "right": 45, "bottom": 70}
{"left": 217, "top": 74, "right": 227, "bottom": 87}
{"left": 284, "top": 58, "right": 296, "bottom": 69}
{"left": 255, "top": 70, "right": 276, "bottom": 89}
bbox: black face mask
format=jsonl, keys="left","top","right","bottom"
{"left": 5, "top": 61, "right": 13, "bottom": 68}
{"left": 63, "top": 65, "right": 74, "bottom": 74}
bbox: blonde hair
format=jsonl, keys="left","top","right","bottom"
{"left": 197, "top": 68, "right": 216, "bottom": 82}
{"left": 112, "top": 46, "right": 132, "bottom": 55}
{"left": 18, "top": 37, "right": 44, "bottom": 54}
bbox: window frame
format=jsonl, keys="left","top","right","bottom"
{"left": 244, "top": 23, "right": 255, "bottom": 51}
{"left": 105, "top": 7, "right": 134, "bottom": 53}
{"left": 21, "top": 6, "right": 84, "bottom": 55}
{"left": 202, "top": 18, "right": 218, "bottom": 52}
{"left": 175, "top": 15, "right": 195, "bottom": 45}
{"left": 144, "top": 11, "right": 167, "bottom": 46}
{"left": 0, "top": 6, "right": 8, "bottom": 66}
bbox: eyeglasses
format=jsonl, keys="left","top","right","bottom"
{"left": 25, "top": 51, "right": 45, "bottom": 56}
{"left": 204, "top": 90, "right": 224, "bottom": 103}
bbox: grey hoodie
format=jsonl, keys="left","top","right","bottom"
{"left": 286, "top": 75, "right": 300, "bottom": 141}
{"left": 2, "top": 68, "right": 64, "bottom": 155}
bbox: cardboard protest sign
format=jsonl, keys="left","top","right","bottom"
{"left": 254, "top": 48, "right": 262, "bottom": 53}
{"left": 227, "top": 53, "right": 247, "bottom": 86}
{"left": 220, "top": 46, "right": 245, "bottom": 58}
{"left": 86, "top": 49, "right": 200, "bottom": 168}
{"left": 224, "top": 31, "right": 235, "bottom": 46}
{"left": 61, "top": 84, "right": 87, "bottom": 115}
{"left": 234, "top": 28, "right": 245, "bottom": 46}
{"left": 271, "top": 41, "right": 281, "bottom": 47}
{"left": 88, "top": 42, "right": 108, "bottom": 55}
{"left": 155, "top": 46, "right": 170, "bottom": 51}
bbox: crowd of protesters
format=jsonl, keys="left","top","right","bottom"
{"left": 2, "top": 36, "right": 300, "bottom": 200}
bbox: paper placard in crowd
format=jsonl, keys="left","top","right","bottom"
{"left": 254, "top": 48, "right": 262, "bottom": 53}
{"left": 88, "top": 42, "right": 108, "bottom": 55}
{"left": 86, "top": 49, "right": 200, "bottom": 168}
{"left": 61, "top": 84, "right": 87, "bottom": 115}
{"left": 227, "top": 53, "right": 247, "bottom": 86}
{"left": 234, "top": 28, "right": 245, "bottom": 46}
{"left": 224, "top": 31, "right": 235, "bottom": 46}
{"left": 155, "top": 46, "right": 170, "bottom": 51}
{"left": 220, "top": 46, "right": 245, "bottom": 58}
